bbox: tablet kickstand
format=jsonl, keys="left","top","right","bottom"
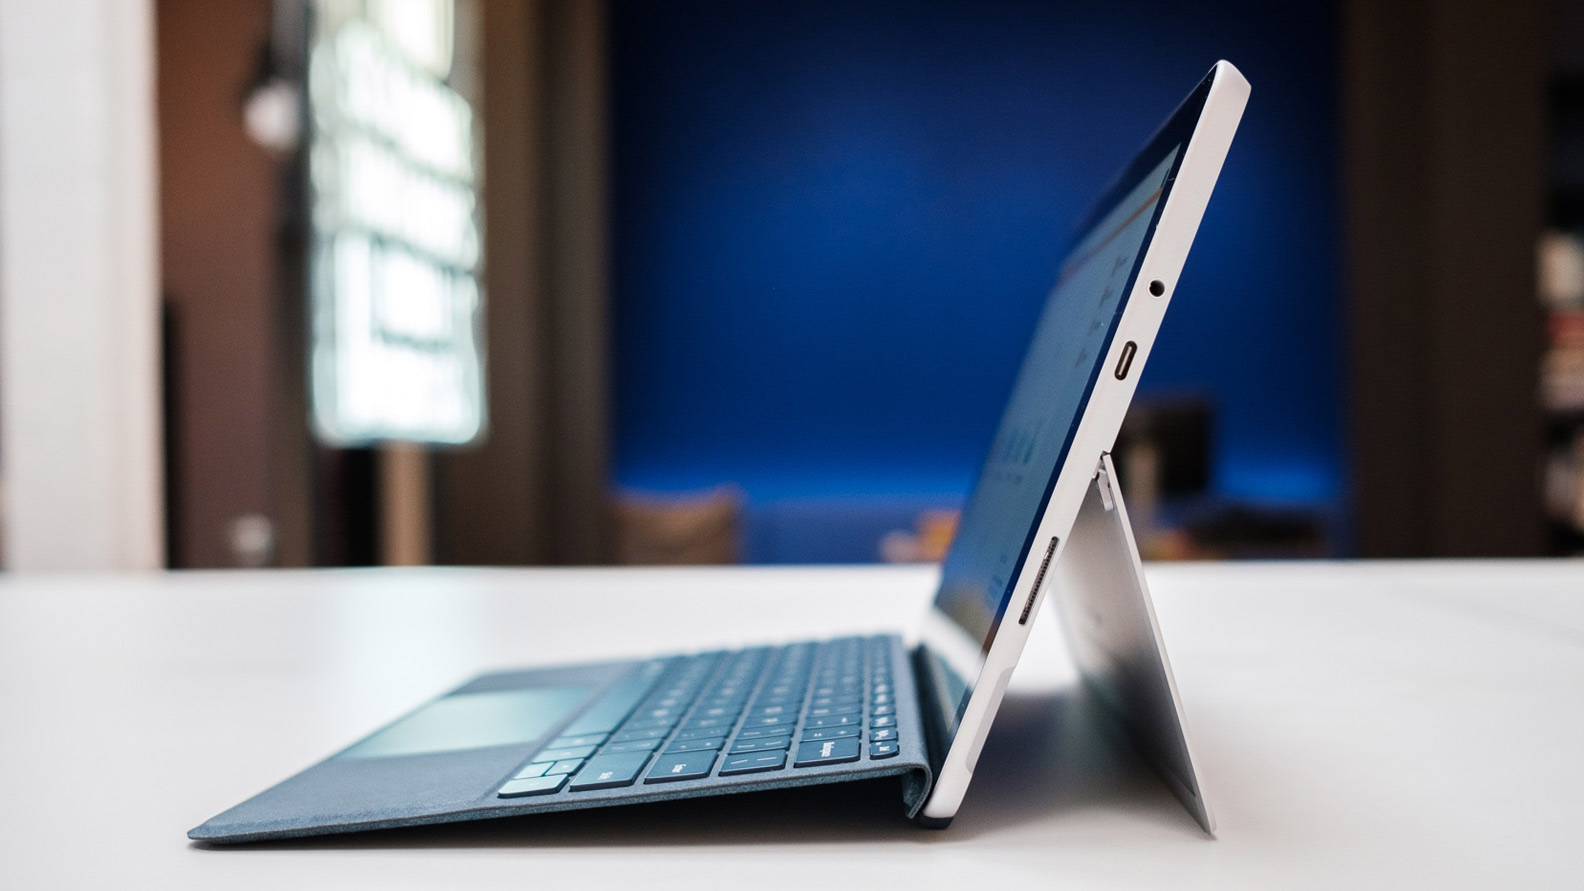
{"left": 1048, "top": 452, "right": 1216, "bottom": 835}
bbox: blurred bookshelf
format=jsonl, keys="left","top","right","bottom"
{"left": 1545, "top": 7, "right": 1584, "bottom": 555}
{"left": 1537, "top": 232, "right": 1584, "bottom": 553}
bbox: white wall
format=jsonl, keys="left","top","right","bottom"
{"left": 0, "top": 0, "right": 163, "bottom": 569}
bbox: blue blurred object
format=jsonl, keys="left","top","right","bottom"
{"left": 610, "top": 0, "right": 1342, "bottom": 561}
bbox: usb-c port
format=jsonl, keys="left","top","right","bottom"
{"left": 1114, "top": 341, "right": 1138, "bottom": 380}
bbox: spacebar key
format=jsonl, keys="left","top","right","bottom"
{"left": 568, "top": 752, "right": 653, "bottom": 791}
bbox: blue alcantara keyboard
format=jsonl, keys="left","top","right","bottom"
{"left": 497, "top": 636, "right": 900, "bottom": 797}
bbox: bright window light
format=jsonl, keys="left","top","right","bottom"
{"left": 308, "top": 0, "right": 483, "bottom": 445}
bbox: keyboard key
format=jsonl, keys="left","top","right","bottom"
{"left": 569, "top": 752, "right": 652, "bottom": 790}
{"left": 543, "top": 759, "right": 583, "bottom": 775}
{"left": 498, "top": 774, "right": 567, "bottom": 798}
{"left": 666, "top": 736, "right": 726, "bottom": 753}
{"left": 869, "top": 741, "right": 899, "bottom": 759}
{"left": 674, "top": 725, "right": 732, "bottom": 741}
{"left": 801, "top": 726, "right": 860, "bottom": 741}
{"left": 736, "top": 725, "right": 794, "bottom": 740}
{"left": 611, "top": 727, "right": 669, "bottom": 743}
{"left": 807, "top": 705, "right": 860, "bottom": 718}
{"left": 547, "top": 734, "right": 607, "bottom": 749}
{"left": 872, "top": 715, "right": 896, "bottom": 728}
{"left": 871, "top": 704, "right": 895, "bottom": 717}
{"left": 719, "top": 751, "right": 787, "bottom": 775}
{"left": 745, "top": 715, "right": 794, "bottom": 728}
{"left": 645, "top": 751, "right": 717, "bottom": 783}
{"left": 683, "top": 716, "right": 732, "bottom": 731}
{"left": 807, "top": 714, "right": 860, "bottom": 728}
{"left": 605, "top": 738, "right": 663, "bottom": 754}
{"left": 534, "top": 746, "right": 595, "bottom": 762}
{"left": 794, "top": 737, "right": 861, "bottom": 767}
{"left": 869, "top": 728, "right": 897, "bottom": 742}
{"left": 729, "top": 735, "right": 792, "bottom": 754}
{"left": 622, "top": 717, "right": 677, "bottom": 731}
{"left": 512, "top": 761, "right": 551, "bottom": 779}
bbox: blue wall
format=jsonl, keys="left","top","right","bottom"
{"left": 610, "top": 0, "right": 1343, "bottom": 557}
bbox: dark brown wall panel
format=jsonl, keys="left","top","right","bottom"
{"left": 1344, "top": 0, "right": 1547, "bottom": 556}
{"left": 157, "top": 0, "right": 282, "bottom": 567}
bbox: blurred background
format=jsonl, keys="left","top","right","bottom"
{"left": 0, "top": 0, "right": 1578, "bottom": 571}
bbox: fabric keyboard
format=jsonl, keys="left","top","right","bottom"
{"left": 497, "top": 636, "right": 900, "bottom": 798}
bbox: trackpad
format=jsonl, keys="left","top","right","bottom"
{"left": 339, "top": 686, "right": 594, "bottom": 759}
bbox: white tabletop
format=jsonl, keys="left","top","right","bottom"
{"left": 2, "top": 560, "right": 1583, "bottom": 889}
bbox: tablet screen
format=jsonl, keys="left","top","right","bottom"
{"left": 923, "top": 137, "right": 1185, "bottom": 738}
